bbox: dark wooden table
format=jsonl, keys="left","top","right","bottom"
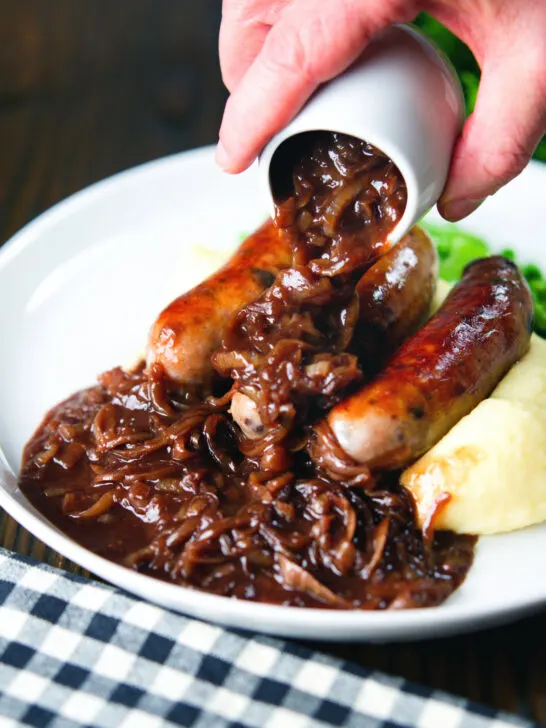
{"left": 0, "top": 3, "right": 544, "bottom": 724}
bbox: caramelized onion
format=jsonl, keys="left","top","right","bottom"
{"left": 19, "top": 132, "right": 475, "bottom": 611}
{"left": 277, "top": 555, "right": 349, "bottom": 608}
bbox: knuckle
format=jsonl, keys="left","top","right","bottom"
{"left": 262, "top": 23, "right": 314, "bottom": 82}
{"left": 362, "top": 0, "right": 417, "bottom": 27}
{"left": 262, "top": 12, "right": 342, "bottom": 86}
{"left": 297, "top": 17, "right": 332, "bottom": 82}
{"left": 480, "top": 147, "right": 530, "bottom": 187}
{"left": 260, "top": 0, "right": 416, "bottom": 85}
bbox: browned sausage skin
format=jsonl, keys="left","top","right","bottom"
{"left": 353, "top": 225, "right": 438, "bottom": 368}
{"left": 146, "top": 220, "right": 292, "bottom": 389}
{"left": 323, "top": 256, "right": 533, "bottom": 471}
{"left": 229, "top": 225, "right": 438, "bottom": 439}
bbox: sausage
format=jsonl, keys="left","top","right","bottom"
{"left": 353, "top": 225, "right": 438, "bottom": 367}
{"left": 325, "top": 256, "right": 533, "bottom": 470}
{"left": 147, "top": 220, "right": 292, "bottom": 388}
{"left": 230, "top": 226, "right": 438, "bottom": 438}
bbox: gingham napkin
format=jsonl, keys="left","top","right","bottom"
{"left": 0, "top": 548, "right": 537, "bottom": 728}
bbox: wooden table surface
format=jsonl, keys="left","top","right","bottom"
{"left": 0, "top": 3, "right": 544, "bottom": 724}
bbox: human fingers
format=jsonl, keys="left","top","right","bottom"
{"left": 219, "top": 0, "right": 289, "bottom": 92}
{"left": 438, "top": 36, "right": 546, "bottom": 220}
{"left": 217, "top": 0, "right": 416, "bottom": 173}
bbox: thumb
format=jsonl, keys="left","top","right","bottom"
{"left": 439, "top": 43, "right": 546, "bottom": 221}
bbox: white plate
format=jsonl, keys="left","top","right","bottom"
{"left": 0, "top": 146, "right": 545, "bottom": 642}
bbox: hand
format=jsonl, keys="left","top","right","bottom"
{"left": 217, "top": 0, "right": 546, "bottom": 221}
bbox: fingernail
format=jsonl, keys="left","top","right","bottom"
{"left": 440, "top": 197, "right": 485, "bottom": 222}
{"left": 215, "top": 140, "right": 230, "bottom": 170}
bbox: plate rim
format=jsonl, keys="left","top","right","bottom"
{"left": 1, "top": 146, "right": 545, "bottom": 640}
{"left": 2, "top": 458, "right": 545, "bottom": 640}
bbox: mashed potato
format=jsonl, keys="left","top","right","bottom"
{"left": 430, "top": 278, "right": 452, "bottom": 313}
{"left": 126, "top": 243, "right": 232, "bottom": 371}
{"left": 401, "top": 334, "right": 546, "bottom": 535}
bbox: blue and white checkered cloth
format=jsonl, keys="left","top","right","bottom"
{"left": 0, "top": 548, "right": 538, "bottom": 728}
